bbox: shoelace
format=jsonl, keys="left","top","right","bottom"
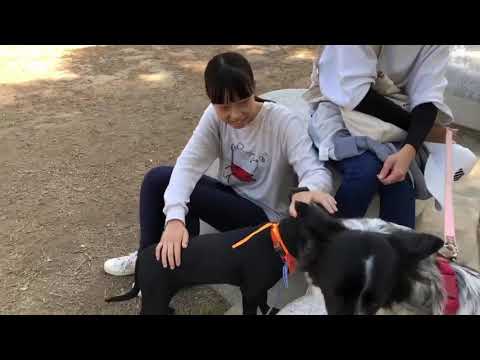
{"left": 121, "top": 251, "right": 137, "bottom": 270}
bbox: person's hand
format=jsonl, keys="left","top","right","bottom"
{"left": 425, "top": 126, "right": 459, "bottom": 144}
{"left": 289, "top": 190, "right": 338, "bottom": 217}
{"left": 378, "top": 144, "right": 416, "bottom": 185}
{"left": 155, "top": 219, "right": 189, "bottom": 270}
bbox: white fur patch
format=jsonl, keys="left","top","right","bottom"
{"left": 355, "top": 256, "right": 374, "bottom": 314}
{"left": 453, "top": 264, "right": 480, "bottom": 315}
{"left": 342, "top": 218, "right": 411, "bottom": 234}
{"left": 304, "top": 273, "right": 325, "bottom": 299}
{"left": 363, "top": 256, "right": 375, "bottom": 293}
{"left": 276, "top": 292, "right": 328, "bottom": 315}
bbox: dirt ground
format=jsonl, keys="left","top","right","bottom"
{"left": 0, "top": 45, "right": 318, "bottom": 314}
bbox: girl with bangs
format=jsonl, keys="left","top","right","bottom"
{"left": 104, "top": 52, "right": 335, "bottom": 279}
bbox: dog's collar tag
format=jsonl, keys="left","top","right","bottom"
{"left": 282, "top": 263, "right": 289, "bottom": 288}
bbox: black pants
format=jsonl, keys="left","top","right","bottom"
{"left": 139, "top": 166, "right": 269, "bottom": 249}
{"left": 334, "top": 151, "right": 415, "bottom": 229}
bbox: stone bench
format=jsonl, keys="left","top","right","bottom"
{"left": 204, "top": 89, "right": 429, "bottom": 314}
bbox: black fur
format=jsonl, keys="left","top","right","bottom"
{"left": 105, "top": 225, "right": 288, "bottom": 315}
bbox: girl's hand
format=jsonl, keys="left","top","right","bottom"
{"left": 289, "top": 190, "right": 338, "bottom": 217}
{"left": 155, "top": 219, "right": 189, "bottom": 270}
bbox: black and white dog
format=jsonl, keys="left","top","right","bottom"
{"left": 106, "top": 202, "right": 480, "bottom": 315}
{"left": 278, "top": 203, "right": 480, "bottom": 315}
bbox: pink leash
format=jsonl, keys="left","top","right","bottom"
{"left": 441, "top": 128, "right": 459, "bottom": 260}
{"left": 437, "top": 127, "right": 460, "bottom": 314}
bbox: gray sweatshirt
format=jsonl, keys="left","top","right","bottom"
{"left": 163, "top": 102, "right": 333, "bottom": 223}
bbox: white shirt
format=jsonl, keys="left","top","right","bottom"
{"left": 309, "top": 45, "right": 454, "bottom": 161}
{"left": 163, "top": 102, "right": 333, "bottom": 224}
{"left": 319, "top": 45, "right": 453, "bottom": 122}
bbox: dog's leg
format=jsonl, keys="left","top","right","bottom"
{"left": 241, "top": 292, "right": 260, "bottom": 315}
{"left": 139, "top": 289, "right": 174, "bottom": 315}
{"left": 258, "top": 301, "right": 270, "bottom": 315}
{"left": 242, "top": 290, "right": 278, "bottom": 315}
{"left": 257, "top": 291, "right": 276, "bottom": 315}
{"left": 136, "top": 250, "right": 177, "bottom": 315}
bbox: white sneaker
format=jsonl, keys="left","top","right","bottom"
{"left": 104, "top": 251, "right": 137, "bottom": 276}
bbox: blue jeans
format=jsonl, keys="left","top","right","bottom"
{"left": 333, "top": 151, "right": 416, "bottom": 229}
{"left": 139, "top": 166, "right": 269, "bottom": 249}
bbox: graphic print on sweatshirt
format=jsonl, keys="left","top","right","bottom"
{"left": 223, "top": 143, "right": 269, "bottom": 184}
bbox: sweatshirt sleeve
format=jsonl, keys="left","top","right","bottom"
{"left": 319, "top": 45, "right": 378, "bottom": 110}
{"left": 163, "top": 105, "right": 220, "bottom": 224}
{"left": 282, "top": 113, "right": 334, "bottom": 194}
{"left": 406, "top": 45, "right": 453, "bottom": 124}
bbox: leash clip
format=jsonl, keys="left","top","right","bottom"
{"left": 439, "top": 238, "right": 458, "bottom": 262}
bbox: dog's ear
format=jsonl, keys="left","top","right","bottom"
{"left": 295, "top": 201, "right": 315, "bottom": 219}
{"left": 295, "top": 202, "right": 344, "bottom": 244}
{"left": 295, "top": 202, "right": 346, "bottom": 271}
{"left": 387, "top": 230, "right": 444, "bottom": 263}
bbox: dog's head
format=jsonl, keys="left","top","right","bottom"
{"left": 294, "top": 202, "right": 444, "bottom": 315}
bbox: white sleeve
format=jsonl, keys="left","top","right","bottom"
{"left": 163, "top": 105, "right": 220, "bottom": 224}
{"left": 319, "top": 45, "right": 378, "bottom": 110}
{"left": 406, "top": 45, "right": 453, "bottom": 124}
{"left": 282, "top": 115, "right": 334, "bottom": 194}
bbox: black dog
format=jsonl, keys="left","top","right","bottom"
{"left": 105, "top": 224, "right": 294, "bottom": 315}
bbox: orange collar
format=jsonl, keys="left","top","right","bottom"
{"left": 232, "top": 223, "right": 297, "bottom": 274}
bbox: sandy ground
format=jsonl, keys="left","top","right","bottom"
{"left": 0, "top": 45, "right": 318, "bottom": 314}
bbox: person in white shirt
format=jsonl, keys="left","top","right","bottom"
{"left": 104, "top": 51, "right": 335, "bottom": 276}
{"left": 307, "top": 45, "right": 453, "bottom": 229}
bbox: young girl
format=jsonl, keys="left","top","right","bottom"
{"left": 104, "top": 51, "right": 335, "bottom": 276}
{"left": 306, "top": 45, "right": 454, "bottom": 229}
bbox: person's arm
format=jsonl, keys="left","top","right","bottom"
{"left": 404, "top": 45, "right": 452, "bottom": 149}
{"left": 404, "top": 102, "right": 438, "bottom": 150}
{"left": 163, "top": 105, "right": 220, "bottom": 225}
{"left": 354, "top": 87, "right": 411, "bottom": 131}
{"left": 282, "top": 116, "right": 333, "bottom": 194}
{"left": 282, "top": 114, "right": 338, "bottom": 216}
{"left": 354, "top": 88, "right": 438, "bottom": 151}
{"left": 376, "top": 102, "right": 439, "bottom": 186}
{"left": 406, "top": 46, "right": 451, "bottom": 117}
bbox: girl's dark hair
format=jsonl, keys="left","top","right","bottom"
{"left": 204, "top": 52, "right": 272, "bottom": 104}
